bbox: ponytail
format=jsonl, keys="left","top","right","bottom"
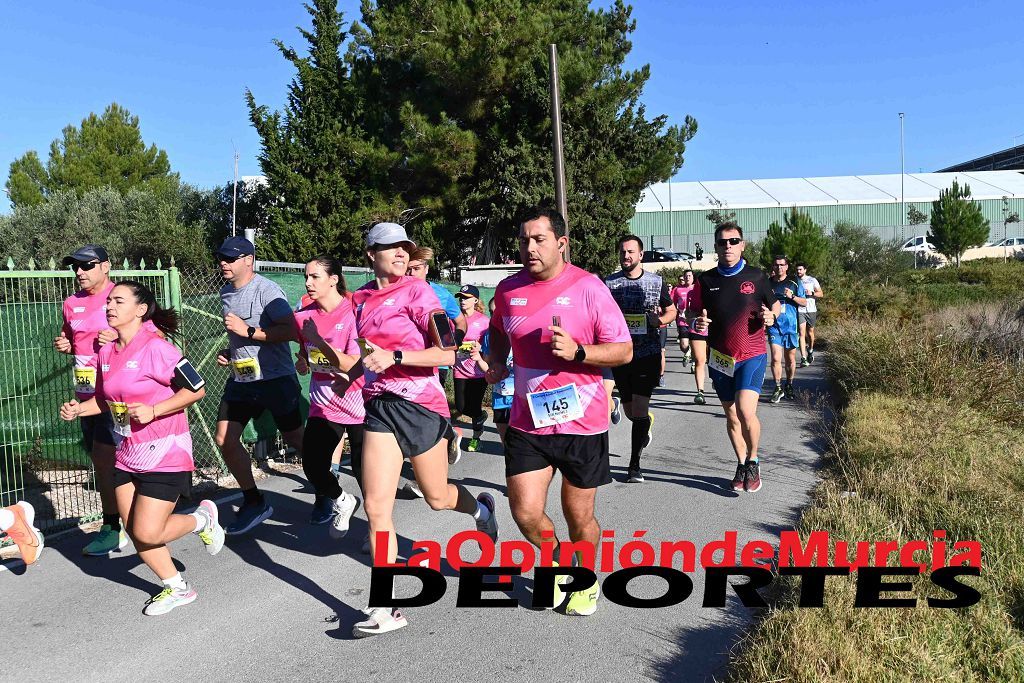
{"left": 308, "top": 254, "right": 348, "bottom": 295}
{"left": 115, "top": 280, "right": 179, "bottom": 335}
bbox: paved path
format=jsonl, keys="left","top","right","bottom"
{"left": 1, "top": 344, "right": 826, "bottom": 682}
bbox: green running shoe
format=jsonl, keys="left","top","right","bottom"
{"left": 466, "top": 438, "right": 480, "bottom": 452}
{"left": 82, "top": 525, "right": 128, "bottom": 556}
{"left": 770, "top": 386, "right": 784, "bottom": 404}
{"left": 566, "top": 579, "right": 600, "bottom": 616}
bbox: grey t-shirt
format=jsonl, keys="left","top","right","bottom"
{"left": 220, "top": 274, "right": 296, "bottom": 383}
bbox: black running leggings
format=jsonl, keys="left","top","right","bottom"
{"left": 454, "top": 377, "right": 487, "bottom": 420}
{"left": 302, "top": 417, "right": 364, "bottom": 498}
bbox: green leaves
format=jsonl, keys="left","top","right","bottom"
{"left": 928, "top": 180, "right": 989, "bottom": 266}
{"left": 756, "top": 208, "right": 831, "bottom": 274}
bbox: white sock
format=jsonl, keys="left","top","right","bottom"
{"left": 0, "top": 508, "right": 14, "bottom": 532}
{"left": 190, "top": 510, "right": 207, "bottom": 533}
{"left": 473, "top": 500, "right": 490, "bottom": 522}
{"left": 163, "top": 573, "right": 187, "bottom": 591}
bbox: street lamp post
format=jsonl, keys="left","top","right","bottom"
{"left": 899, "top": 113, "right": 905, "bottom": 243}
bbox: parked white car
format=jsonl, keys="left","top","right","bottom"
{"left": 990, "top": 237, "right": 1024, "bottom": 252}
{"left": 900, "top": 235, "right": 937, "bottom": 253}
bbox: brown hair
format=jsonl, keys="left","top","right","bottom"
{"left": 113, "top": 280, "right": 179, "bottom": 335}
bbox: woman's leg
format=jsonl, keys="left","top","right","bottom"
{"left": 302, "top": 417, "right": 344, "bottom": 499}
{"left": 408, "top": 438, "right": 477, "bottom": 515}
{"left": 116, "top": 484, "right": 190, "bottom": 581}
{"left": 361, "top": 431, "right": 406, "bottom": 564}
{"left": 346, "top": 423, "right": 365, "bottom": 495}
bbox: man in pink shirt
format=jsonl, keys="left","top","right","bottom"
{"left": 55, "top": 244, "right": 126, "bottom": 557}
{"left": 486, "top": 207, "right": 632, "bottom": 617}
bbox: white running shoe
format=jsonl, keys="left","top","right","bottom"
{"left": 143, "top": 586, "right": 198, "bottom": 616}
{"left": 448, "top": 427, "right": 463, "bottom": 465}
{"left": 329, "top": 491, "right": 359, "bottom": 539}
{"left": 353, "top": 607, "right": 408, "bottom": 638}
{"left": 610, "top": 397, "right": 622, "bottom": 425}
{"left": 195, "top": 500, "right": 225, "bottom": 556}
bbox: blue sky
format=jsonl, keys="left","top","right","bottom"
{"left": 2, "top": 0, "right": 1022, "bottom": 213}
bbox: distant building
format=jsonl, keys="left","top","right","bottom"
{"left": 939, "top": 146, "right": 1024, "bottom": 173}
{"left": 629, "top": 170, "right": 1024, "bottom": 248}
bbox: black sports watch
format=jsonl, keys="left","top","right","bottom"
{"left": 573, "top": 345, "right": 587, "bottom": 363}
{"left": 246, "top": 326, "right": 257, "bottom": 340}
{"left": 393, "top": 350, "right": 404, "bottom": 365}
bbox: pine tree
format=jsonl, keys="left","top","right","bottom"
{"left": 758, "top": 208, "right": 830, "bottom": 274}
{"left": 928, "top": 180, "right": 989, "bottom": 266}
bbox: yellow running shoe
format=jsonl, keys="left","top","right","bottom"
{"left": 565, "top": 579, "right": 600, "bottom": 616}
{"left": 542, "top": 561, "right": 571, "bottom": 610}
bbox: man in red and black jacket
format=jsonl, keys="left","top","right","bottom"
{"left": 692, "top": 223, "right": 781, "bottom": 494}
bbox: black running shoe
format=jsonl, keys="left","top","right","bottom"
{"left": 745, "top": 460, "right": 762, "bottom": 493}
{"left": 731, "top": 463, "right": 747, "bottom": 492}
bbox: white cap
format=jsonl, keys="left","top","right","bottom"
{"left": 367, "top": 222, "right": 415, "bottom": 248}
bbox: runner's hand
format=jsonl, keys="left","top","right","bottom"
{"left": 363, "top": 341, "right": 395, "bottom": 374}
{"left": 97, "top": 329, "right": 118, "bottom": 347}
{"left": 331, "top": 373, "right": 353, "bottom": 394}
{"left": 549, "top": 325, "right": 578, "bottom": 361}
{"left": 694, "top": 309, "right": 711, "bottom": 333}
{"left": 127, "top": 403, "right": 156, "bottom": 425}
{"left": 761, "top": 304, "right": 775, "bottom": 327}
{"left": 295, "top": 351, "right": 309, "bottom": 375}
{"left": 301, "top": 318, "right": 322, "bottom": 343}
{"left": 216, "top": 348, "right": 231, "bottom": 366}
{"left": 485, "top": 364, "right": 509, "bottom": 385}
{"left": 469, "top": 342, "right": 482, "bottom": 362}
{"left": 224, "top": 312, "right": 248, "bottom": 336}
{"left": 54, "top": 331, "right": 72, "bottom": 353}
{"left": 59, "top": 400, "right": 81, "bottom": 421}
{"left": 783, "top": 287, "right": 793, "bottom": 300}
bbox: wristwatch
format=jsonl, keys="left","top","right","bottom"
{"left": 246, "top": 326, "right": 257, "bottom": 340}
{"left": 573, "top": 345, "right": 587, "bottom": 363}
{"left": 393, "top": 350, "right": 404, "bottom": 365}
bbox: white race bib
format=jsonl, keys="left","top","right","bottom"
{"left": 73, "top": 366, "right": 97, "bottom": 394}
{"left": 107, "top": 401, "right": 131, "bottom": 437}
{"left": 231, "top": 356, "right": 262, "bottom": 382}
{"left": 708, "top": 348, "right": 736, "bottom": 377}
{"left": 527, "top": 383, "right": 584, "bottom": 428}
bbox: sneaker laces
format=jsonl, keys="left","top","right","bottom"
{"left": 148, "top": 587, "right": 174, "bottom": 604}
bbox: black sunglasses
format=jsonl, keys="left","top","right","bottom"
{"left": 217, "top": 254, "right": 245, "bottom": 264}
{"left": 715, "top": 237, "right": 742, "bottom": 247}
{"left": 69, "top": 261, "right": 100, "bottom": 272}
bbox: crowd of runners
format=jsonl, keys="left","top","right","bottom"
{"left": 0, "top": 210, "right": 823, "bottom": 635}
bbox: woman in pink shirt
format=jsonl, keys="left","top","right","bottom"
{"left": 294, "top": 256, "right": 362, "bottom": 536}
{"left": 60, "top": 281, "right": 225, "bottom": 616}
{"left": 348, "top": 223, "right": 499, "bottom": 638}
{"left": 453, "top": 284, "right": 490, "bottom": 453}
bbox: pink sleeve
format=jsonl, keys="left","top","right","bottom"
{"left": 150, "top": 338, "right": 184, "bottom": 387}
{"left": 341, "top": 307, "right": 360, "bottom": 356}
{"left": 491, "top": 286, "right": 507, "bottom": 334}
{"left": 61, "top": 300, "right": 73, "bottom": 339}
{"left": 590, "top": 282, "right": 631, "bottom": 344}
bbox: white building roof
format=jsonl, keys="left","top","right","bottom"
{"left": 636, "top": 170, "right": 1024, "bottom": 212}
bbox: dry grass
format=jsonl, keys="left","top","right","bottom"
{"left": 726, "top": 309, "right": 1024, "bottom": 682}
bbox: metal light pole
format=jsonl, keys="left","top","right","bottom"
{"left": 899, "top": 113, "right": 905, "bottom": 242}
{"left": 549, "top": 44, "right": 570, "bottom": 262}
{"left": 231, "top": 148, "right": 239, "bottom": 237}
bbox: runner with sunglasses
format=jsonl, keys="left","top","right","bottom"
{"left": 767, "top": 256, "right": 806, "bottom": 403}
{"left": 60, "top": 281, "right": 224, "bottom": 615}
{"left": 691, "top": 224, "right": 779, "bottom": 493}
{"left": 350, "top": 223, "right": 498, "bottom": 637}
{"left": 214, "top": 236, "right": 303, "bottom": 535}
{"left": 293, "top": 255, "right": 361, "bottom": 535}
{"left": 56, "top": 245, "right": 129, "bottom": 556}
{"left": 453, "top": 285, "right": 489, "bottom": 453}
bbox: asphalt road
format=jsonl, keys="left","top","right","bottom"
{"left": 1, "top": 343, "right": 826, "bottom": 683}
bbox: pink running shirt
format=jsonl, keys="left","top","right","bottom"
{"left": 352, "top": 276, "right": 449, "bottom": 417}
{"left": 491, "top": 264, "right": 631, "bottom": 436}
{"left": 671, "top": 285, "right": 694, "bottom": 326}
{"left": 294, "top": 300, "right": 366, "bottom": 425}
{"left": 95, "top": 327, "right": 194, "bottom": 473}
{"left": 454, "top": 311, "right": 489, "bottom": 380}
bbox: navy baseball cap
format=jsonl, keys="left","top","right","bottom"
{"left": 215, "top": 236, "right": 255, "bottom": 259}
{"left": 457, "top": 284, "right": 480, "bottom": 299}
{"left": 62, "top": 244, "right": 109, "bottom": 266}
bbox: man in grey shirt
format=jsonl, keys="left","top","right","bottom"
{"left": 214, "top": 236, "right": 303, "bottom": 534}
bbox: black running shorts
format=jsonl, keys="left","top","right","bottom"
{"left": 610, "top": 354, "right": 661, "bottom": 402}
{"left": 504, "top": 428, "right": 610, "bottom": 489}
{"left": 218, "top": 375, "right": 303, "bottom": 432}
{"left": 364, "top": 393, "right": 455, "bottom": 459}
{"left": 113, "top": 469, "right": 192, "bottom": 503}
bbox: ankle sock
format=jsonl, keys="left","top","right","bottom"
{"left": 163, "top": 573, "right": 187, "bottom": 591}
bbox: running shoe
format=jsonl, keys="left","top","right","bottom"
{"left": 329, "top": 491, "right": 359, "bottom": 539}
{"left": 401, "top": 479, "right": 424, "bottom": 498}
{"left": 798, "top": 357, "right": 808, "bottom": 368}
{"left": 784, "top": 383, "right": 795, "bottom": 400}
{"left": 643, "top": 412, "right": 654, "bottom": 449}
{"left": 543, "top": 562, "right": 571, "bottom": 610}
{"left": 565, "top": 580, "right": 600, "bottom": 616}
{"left": 448, "top": 427, "right": 463, "bottom": 465}
{"left": 82, "top": 524, "right": 128, "bottom": 556}
{"left": 694, "top": 390, "right": 706, "bottom": 406}
{"left": 309, "top": 495, "right": 335, "bottom": 525}
{"left": 466, "top": 438, "right": 480, "bottom": 453}
{"left": 745, "top": 460, "right": 762, "bottom": 493}
{"left": 225, "top": 498, "right": 273, "bottom": 536}
{"left": 195, "top": 499, "right": 225, "bottom": 556}
{"left": 731, "top": 463, "right": 747, "bottom": 492}
{"left": 807, "top": 350, "right": 815, "bottom": 364}
{"left": 627, "top": 467, "right": 645, "bottom": 483}
{"left": 658, "top": 374, "right": 666, "bottom": 388}
{"left": 610, "top": 397, "right": 622, "bottom": 425}
{"left": 353, "top": 607, "right": 408, "bottom": 638}
{"left": 770, "top": 386, "right": 784, "bottom": 404}
{"left": 143, "top": 586, "right": 197, "bottom": 616}
{"left": 2, "top": 502, "right": 44, "bottom": 565}
{"left": 475, "top": 492, "right": 498, "bottom": 542}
